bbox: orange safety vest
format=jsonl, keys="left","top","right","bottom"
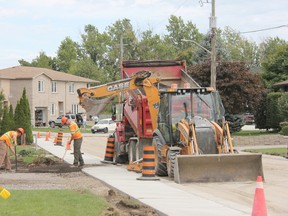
{"left": 69, "top": 121, "right": 82, "bottom": 140}
{"left": 0, "top": 131, "right": 16, "bottom": 146}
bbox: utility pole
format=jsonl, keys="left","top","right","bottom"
{"left": 210, "top": 0, "right": 217, "bottom": 89}
{"left": 120, "top": 35, "right": 124, "bottom": 66}
{"left": 119, "top": 35, "right": 128, "bottom": 67}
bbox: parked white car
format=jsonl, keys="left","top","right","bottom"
{"left": 91, "top": 118, "right": 116, "bottom": 133}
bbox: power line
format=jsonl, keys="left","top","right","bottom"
{"left": 153, "top": 0, "right": 189, "bottom": 29}
{"left": 240, "top": 24, "right": 288, "bottom": 34}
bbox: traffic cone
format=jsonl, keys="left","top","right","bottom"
{"left": 48, "top": 131, "right": 51, "bottom": 139}
{"left": 37, "top": 131, "right": 40, "bottom": 138}
{"left": 45, "top": 132, "right": 49, "bottom": 141}
{"left": 252, "top": 176, "right": 267, "bottom": 216}
{"left": 53, "top": 135, "right": 58, "bottom": 143}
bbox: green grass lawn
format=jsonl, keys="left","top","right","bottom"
{"left": 0, "top": 190, "right": 108, "bottom": 216}
{"left": 33, "top": 126, "right": 91, "bottom": 134}
{"left": 244, "top": 148, "right": 287, "bottom": 157}
{"left": 232, "top": 130, "right": 277, "bottom": 136}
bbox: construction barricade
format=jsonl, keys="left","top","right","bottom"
{"left": 137, "top": 146, "right": 159, "bottom": 181}
{"left": 55, "top": 131, "right": 63, "bottom": 146}
{"left": 101, "top": 136, "right": 115, "bottom": 164}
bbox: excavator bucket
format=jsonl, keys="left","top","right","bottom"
{"left": 174, "top": 153, "right": 264, "bottom": 183}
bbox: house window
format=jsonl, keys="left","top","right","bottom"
{"left": 51, "top": 103, "right": 56, "bottom": 115}
{"left": 87, "top": 83, "right": 91, "bottom": 88}
{"left": 38, "top": 80, "right": 44, "bottom": 92}
{"left": 72, "top": 104, "right": 78, "bottom": 114}
{"left": 69, "top": 82, "right": 75, "bottom": 93}
{"left": 52, "top": 81, "right": 57, "bottom": 93}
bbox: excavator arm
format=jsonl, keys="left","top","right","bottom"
{"left": 77, "top": 71, "right": 161, "bottom": 130}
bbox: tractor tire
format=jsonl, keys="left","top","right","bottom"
{"left": 128, "top": 142, "right": 136, "bottom": 163}
{"left": 167, "top": 149, "right": 180, "bottom": 178}
{"left": 152, "top": 136, "right": 167, "bottom": 176}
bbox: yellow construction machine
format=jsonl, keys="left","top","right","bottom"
{"left": 77, "top": 70, "right": 263, "bottom": 183}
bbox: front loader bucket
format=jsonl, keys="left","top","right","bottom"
{"left": 174, "top": 153, "right": 263, "bottom": 183}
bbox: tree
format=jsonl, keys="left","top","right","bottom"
{"left": 0, "top": 91, "right": 5, "bottom": 121}
{"left": 8, "top": 105, "right": 15, "bottom": 131}
{"left": 69, "top": 58, "right": 105, "bottom": 84}
{"left": 259, "top": 37, "right": 288, "bottom": 87}
{"left": 14, "top": 88, "right": 33, "bottom": 144}
{"left": 218, "top": 27, "right": 260, "bottom": 67}
{"left": 56, "top": 37, "right": 79, "bottom": 72}
{"left": 188, "top": 61, "right": 265, "bottom": 114}
{"left": 277, "top": 93, "right": 288, "bottom": 121}
{"left": 136, "top": 30, "right": 176, "bottom": 60}
{"left": 19, "top": 51, "right": 55, "bottom": 69}
{"left": 81, "top": 24, "right": 110, "bottom": 65}
{"left": 0, "top": 106, "right": 9, "bottom": 135}
{"left": 265, "top": 92, "right": 283, "bottom": 130}
{"left": 165, "top": 15, "right": 203, "bottom": 64}
{"left": 105, "top": 19, "right": 138, "bottom": 81}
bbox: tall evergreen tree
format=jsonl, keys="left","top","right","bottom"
{"left": 8, "top": 105, "right": 15, "bottom": 131}
{"left": 0, "top": 106, "right": 9, "bottom": 135}
{"left": 0, "top": 91, "right": 5, "bottom": 122}
{"left": 14, "top": 89, "right": 33, "bottom": 144}
{"left": 21, "top": 88, "right": 33, "bottom": 143}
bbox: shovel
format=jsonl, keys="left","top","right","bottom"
{"left": 14, "top": 145, "right": 17, "bottom": 172}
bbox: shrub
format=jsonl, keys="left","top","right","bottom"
{"left": 279, "top": 125, "right": 288, "bottom": 136}
{"left": 279, "top": 121, "right": 288, "bottom": 129}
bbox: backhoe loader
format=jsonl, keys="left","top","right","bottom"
{"left": 77, "top": 69, "right": 263, "bottom": 183}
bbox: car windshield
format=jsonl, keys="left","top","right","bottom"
{"left": 97, "top": 120, "right": 108, "bottom": 124}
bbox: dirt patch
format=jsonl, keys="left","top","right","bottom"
{"left": 1, "top": 154, "right": 159, "bottom": 216}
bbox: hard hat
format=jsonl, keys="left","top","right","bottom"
{"left": 17, "top": 128, "right": 24, "bottom": 135}
{"left": 61, "top": 116, "right": 68, "bottom": 124}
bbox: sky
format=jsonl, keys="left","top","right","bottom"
{"left": 0, "top": 0, "right": 287, "bottom": 69}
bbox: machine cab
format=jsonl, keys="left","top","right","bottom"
{"left": 157, "top": 88, "right": 225, "bottom": 145}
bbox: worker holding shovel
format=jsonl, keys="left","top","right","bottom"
{"left": 61, "top": 117, "right": 84, "bottom": 167}
{"left": 0, "top": 128, "right": 24, "bottom": 172}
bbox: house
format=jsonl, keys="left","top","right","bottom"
{"left": 273, "top": 80, "right": 288, "bottom": 92}
{"left": 0, "top": 66, "right": 98, "bottom": 126}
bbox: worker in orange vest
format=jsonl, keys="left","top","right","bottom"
{"left": 61, "top": 117, "right": 84, "bottom": 167}
{"left": 0, "top": 128, "right": 24, "bottom": 172}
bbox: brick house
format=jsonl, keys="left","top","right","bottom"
{"left": 0, "top": 66, "right": 98, "bottom": 126}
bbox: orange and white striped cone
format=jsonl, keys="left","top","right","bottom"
{"left": 37, "top": 131, "right": 40, "bottom": 138}
{"left": 252, "top": 176, "right": 267, "bottom": 216}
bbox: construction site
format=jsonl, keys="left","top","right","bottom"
{"left": 1, "top": 130, "right": 285, "bottom": 216}
{"left": 2, "top": 60, "right": 288, "bottom": 215}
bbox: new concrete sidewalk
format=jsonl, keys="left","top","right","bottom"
{"left": 36, "top": 137, "right": 250, "bottom": 216}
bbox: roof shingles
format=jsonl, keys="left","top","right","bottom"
{"left": 0, "top": 66, "right": 98, "bottom": 83}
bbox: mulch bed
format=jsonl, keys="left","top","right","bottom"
{"left": 9, "top": 154, "right": 81, "bottom": 173}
